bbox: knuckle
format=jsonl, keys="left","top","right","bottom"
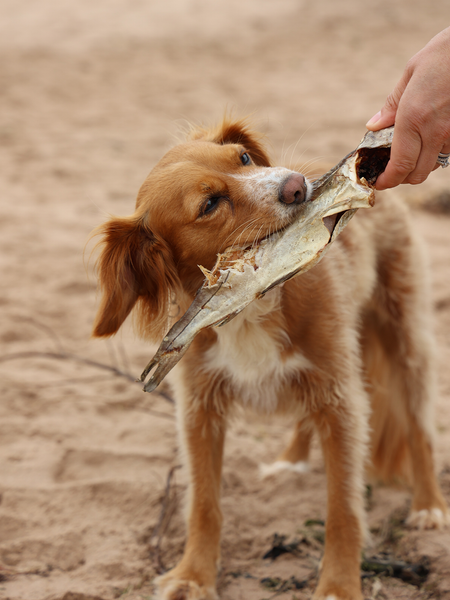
{"left": 384, "top": 93, "right": 399, "bottom": 112}
{"left": 407, "top": 172, "right": 429, "bottom": 185}
{"left": 404, "top": 56, "right": 418, "bottom": 75}
{"left": 401, "top": 108, "right": 428, "bottom": 131}
{"left": 440, "top": 126, "right": 450, "bottom": 144}
{"left": 392, "top": 158, "right": 416, "bottom": 175}
{"left": 397, "top": 99, "right": 434, "bottom": 130}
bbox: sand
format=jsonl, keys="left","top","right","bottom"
{"left": 1, "top": 1, "right": 450, "bottom": 598}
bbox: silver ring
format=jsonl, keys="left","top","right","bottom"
{"left": 437, "top": 152, "right": 450, "bottom": 168}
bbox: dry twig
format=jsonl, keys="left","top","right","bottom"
{"left": 147, "top": 465, "right": 182, "bottom": 574}
{"left": 0, "top": 350, "right": 174, "bottom": 404}
{"left": 1, "top": 316, "right": 174, "bottom": 402}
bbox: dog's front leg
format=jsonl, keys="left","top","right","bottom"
{"left": 312, "top": 405, "right": 367, "bottom": 600}
{"left": 156, "top": 404, "right": 225, "bottom": 600}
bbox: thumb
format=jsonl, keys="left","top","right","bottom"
{"left": 366, "top": 95, "right": 399, "bottom": 131}
{"left": 366, "top": 77, "right": 408, "bottom": 131}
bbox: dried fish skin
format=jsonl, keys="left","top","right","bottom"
{"left": 140, "top": 127, "right": 393, "bottom": 392}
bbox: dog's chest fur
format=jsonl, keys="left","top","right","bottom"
{"left": 203, "top": 289, "right": 312, "bottom": 413}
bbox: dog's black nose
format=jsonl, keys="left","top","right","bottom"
{"left": 279, "top": 173, "right": 306, "bottom": 205}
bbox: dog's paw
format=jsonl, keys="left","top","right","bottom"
{"left": 312, "top": 577, "right": 363, "bottom": 600}
{"left": 312, "top": 591, "right": 363, "bottom": 600}
{"left": 155, "top": 573, "right": 218, "bottom": 600}
{"left": 406, "top": 507, "right": 450, "bottom": 530}
{"left": 260, "top": 459, "right": 309, "bottom": 478}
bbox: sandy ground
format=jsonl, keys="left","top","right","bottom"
{"left": 1, "top": 1, "right": 450, "bottom": 599}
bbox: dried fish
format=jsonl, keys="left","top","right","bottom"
{"left": 140, "top": 127, "right": 393, "bottom": 392}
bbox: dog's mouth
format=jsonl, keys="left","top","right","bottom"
{"left": 200, "top": 225, "right": 287, "bottom": 287}
{"left": 227, "top": 213, "right": 298, "bottom": 255}
{"left": 257, "top": 220, "right": 292, "bottom": 244}
{"left": 257, "top": 193, "right": 311, "bottom": 245}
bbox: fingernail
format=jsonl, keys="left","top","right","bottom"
{"left": 366, "top": 111, "right": 381, "bottom": 127}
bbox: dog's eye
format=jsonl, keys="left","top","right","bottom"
{"left": 201, "top": 195, "right": 223, "bottom": 216}
{"left": 240, "top": 152, "right": 251, "bottom": 166}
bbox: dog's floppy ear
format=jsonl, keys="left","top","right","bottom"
{"left": 92, "top": 216, "right": 180, "bottom": 340}
{"left": 190, "top": 118, "right": 271, "bottom": 167}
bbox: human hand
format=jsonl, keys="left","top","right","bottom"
{"left": 366, "top": 27, "right": 450, "bottom": 190}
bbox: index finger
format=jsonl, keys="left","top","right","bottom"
{"left": 374, "top": 124, "right": 422, "bottom": 190}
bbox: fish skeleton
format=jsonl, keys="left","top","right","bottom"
{"left": 139, "top": 127, "right": 394, "bottom": 392}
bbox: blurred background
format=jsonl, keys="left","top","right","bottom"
{"left": 1, "top": 2, "right": 450, "bottom": 599}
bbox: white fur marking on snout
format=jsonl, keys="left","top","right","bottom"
{"left": 231, "top": 168, "right": 312, "bottom": 206}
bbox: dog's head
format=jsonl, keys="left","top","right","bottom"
{"left": 92, "top": 118, "right": 310, "bottom": 341}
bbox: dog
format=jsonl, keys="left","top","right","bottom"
{"left": 92, "top": 118, "right": 448, "bottom": 600}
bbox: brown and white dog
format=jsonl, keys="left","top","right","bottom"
{"left": 92, "top": 119, "right": 448, "bottom": 600}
